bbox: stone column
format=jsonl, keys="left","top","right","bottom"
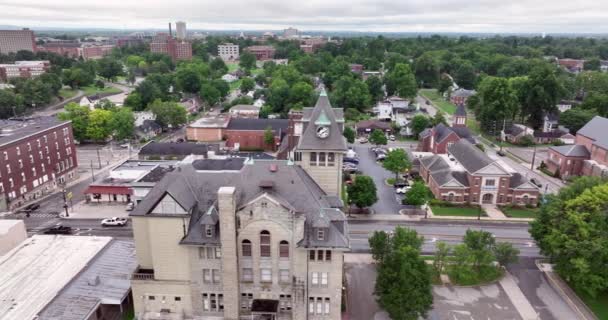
{"left": 218, "top": 186, "right": 240, "bottom": 320}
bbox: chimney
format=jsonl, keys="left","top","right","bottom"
{"left": 217, "top": 187, "right": 240, "bottom": 319}
{"left": 169, "top": 23, "right": 172, "bottom": 37}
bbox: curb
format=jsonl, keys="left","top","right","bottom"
{"left": 534, "top": 260, "right": 597, "bottom": 320}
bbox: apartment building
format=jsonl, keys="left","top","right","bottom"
{"left": 38, "top": 42, "right": 114, "bottom": 60}
{"left": 245, "top": 46, "right": 276, "bottom": 60}
{"left": 150, "top": 33, "right": 192, "bottom": 62}
{"left": 129, "top": 91, "right": 349, "bottom": 320}
{"left": 0, "top": 60, "right": 49, "bottom": 82}
{"left": 176, "top": 21, "right": 187, "bottom": 40}
{"left": 218, "top": 43, "right": 240, "bottom": 61}
{"left": 0, "top": 29, "right": 36, "bottom": 54}
{"left": 0, "top": 117, "right": 78, "bottom": 211}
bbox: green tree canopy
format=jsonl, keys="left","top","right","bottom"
{"left": 86, "top": 109, "right": 113, "bottom": 141}
{"left": 239, "top": 51, "right": 257, "bottom": 71}
{"left": 383, "top": 148, "right": 411, "bottom": 180}
{"left": 559, "top": 108, "right": 596, "bottom": 133}
{"left": 240, "top": 78, "right": 255, "bottom": 93}
{"left": 343, "top": 126, "right": 355, "bottom": 143}
{"left": 385, "top": 63, "right": 417, "bottom": 99}
{"left": 147, "top": 99, "right": 188, "bottom": 130}
{"left": 410, "top": 114, "right": 431, "bottom": 138}
{"left": 111, "top": 107, "right": 135, "bottom": 140}
{"left": 366, "top": 75, "right": 384, "bottom": 102}
{"left": 263, "top": 126, "right": 274, "bottom": 146}
{"left": 403, "top": 181, "right": 432, "bottom": 206}
{"left": 175, "top": 67, "right": 202, "bottom": 94}
{"left": 347, "top": 175, "right": 378, "bottom": 209}
{"left": 58, "top": 102, "right": 90, "bottom": 141}
{"left": 369, "top": 129, "right": 388, "bottom": 146}
{"left": 96, "top": 57, "right": 124, "bottom": 81}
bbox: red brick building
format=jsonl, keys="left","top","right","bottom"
{"left": 150, "top": 33, "right": 192, "bottom": 62}
{"left": 546, "top": 116, "right": 608, "bottom": 178}
{"left": 0, "top": 61, "right": 50, "bottom": 82}
{"left": 244, "top": 45, "right": 276, "bottom": 60}
{"left": 0, "top": 117, "right": 78, "bottom": 210}
{"left": 0, "top": 29, "right": 36, "bottom": 54}
{"left": 449, "top": 88, "right": 476, "bottom": 107}
{"left": 418, "top": 107, "right": 475, "bottom": 154}
{"left": 38, "top": 42, "right": 114, "bottom": 60}
{"left": 420, "top": 140, "right": 539, "bottom": 206}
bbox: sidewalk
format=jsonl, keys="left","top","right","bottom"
{"left": 499, "top": 271, "right": 539, "bottom": 320}
{"left": 347, "top": 213, "right": 422, "bottom": 221}
{"left": 62, "top": 201, "right": 130, "bottom": 219}
{"left": 427, "top": 206, "right": 534, "bottom": 223}
{"left": 482, "top": 205, "right": 507, "bottom": 219}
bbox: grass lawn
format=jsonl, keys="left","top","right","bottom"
{"left": 419, "top": 89, "right": 457, "bottom": 115}
{"left": 251, "top": 68, "right": 264, "bottom": 76}
{"left": 227, "top": 62, "right": 239, "bottom": 72}
{"left": 448, "top": 266, "right": 504, "bottom": 286}
{"left": 81, "top": 85, "right": 122, "bottom": 96}
{"left": 431, "top": 205, "right": 486, "bottom": 217}
{"left": 574, "top": 288, "right": 608, "bottom": 319}
{"left": 229, "top": 79, "right": 242, "bottom": 92}
{"left": 58, "top": 88, "right": 78, "bottom": 99}
{"left": 501, "top": 207, "right": 539, "bottom": 219}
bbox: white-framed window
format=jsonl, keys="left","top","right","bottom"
{"left": 203, "top": 269, "right": 211, "bottom": 283}
{"left": 279, "top": 294, "right": 292, "bottom": 311}
{"left": 321, "top": 272, "right": 328, "bottom": 287}
{"left": 6, "top": 164, "right": 11, "bottom": 174}
{"left": 18, "top": 159, "right": 23, "bottom": 168}
{"left": 311, "top": 272, "right": 319, "bottom": 285}
{"left": 16, "top": 147, "right": 20, "bottom": 155}
{"left": 241, "top": 293, "right": 253, "bottom": 310}
{"left": 242, "top": 268, "right": 253, "bottom": 282}
{"left": 2, "top": 151, "right": 7, "bottom": 160}
{"left": 280, "top": 269, "right": 290, "bottom": 283}
{"left": 324, "top": 298, "right": 331, "bottom": 315}
{"left": 212, "top": 269, "right": 221, "bottom": 283}
{"left": 485, "top": 179, "right": 495, "bottom": 187}
{"left": 317, "top": 229, "right": 325, "bottom": 240}
{"left": 260, "top": 268, "right": 272, "bottom": 283}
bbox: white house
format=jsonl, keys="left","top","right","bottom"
{"left": 221, "top": 74, "right": 238, "bottom": 83}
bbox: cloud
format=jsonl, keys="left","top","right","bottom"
{"left": 1, "top": 0, "right": 607, "bottom": 33}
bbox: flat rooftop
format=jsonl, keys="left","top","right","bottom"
{"left": 37, "top": 240, "right": 137, "bottom": 320}
{"left": 189, "top": 115, "right": 230, "bottom": 128}
{"left": 0, "top": 235, "right": 111, "bottom": 320}
{"left": 0, "top": 117, "right": 68, "bottom": 147}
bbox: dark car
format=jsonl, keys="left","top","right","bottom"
{"left": 43, "top": 226, "right": 73, "bottom": 235}
{"left": 530, "top": 178, "right": 543, "bottom": 188}
{"left": 23, "top": 203, "right": 40, "bottom": 212}
{"left": 393, "top": 180, "right": 410, "bottom": 189}
{"left": 497, "top": 150, "right": 507, "bottom": 157}
{"left": 343, "top": 157, "right": 360, "bottom": 165}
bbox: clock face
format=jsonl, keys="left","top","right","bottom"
{"left": 316, "top": 126, "right": 330, "bottom": 139}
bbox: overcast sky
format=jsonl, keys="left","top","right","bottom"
{"left": 1, "top": 0, "right": 607, "bottom": 33}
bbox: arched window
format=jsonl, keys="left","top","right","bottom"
{"left": 448, "top": 193, "right": 454, "bottom": 202}
{"left": 279, "top": 240, "right": 289, "bottom": 258}
{"left": 260, "top": 231, "right": 271, "bottom": 257}
{"left": 242, "top": 240, "right": 252, "bottom": 257}
{"left": 523, "top": 195, "right": 529, "bottom": 204}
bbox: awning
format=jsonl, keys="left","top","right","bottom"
{"left": 84, "top": 185, "right": 133, "bottom": 195}
{"left": 251, "top": 299, "right": 279, "bottom": 314}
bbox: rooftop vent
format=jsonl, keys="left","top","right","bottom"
{"left": 269, "top": 164, "right": 278, "bottom": 172}
{"left": 259, "top": 180, "right": 274, "bottom": 188}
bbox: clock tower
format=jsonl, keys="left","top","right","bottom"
{"left": 295, "top": 89, "right": 347, "bottom": 196}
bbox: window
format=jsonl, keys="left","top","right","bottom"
{"left": 16, "top": 147, "right": 20, "bottom": 155}
{"left": 318, "top": 152, "right": 326, "bottom": 166}
{"left": 485, "top": 179, "right": 495, "bottom": 187}
{"left": 317, "top": 229, "right": 325, "bottom": 241}
{"left": 29, "top": 154, "right": 33, "bottom": 164}
{"left": 309, "top": 250, "right": 315, "bottom": 261}
{"left": 321, "top": 272, "right": 328, "bottom": 287}
{"left": 45, "top": 146, "right": 48, "bottom": 154}
{"left": 309, "top": 298, "right": 315, "bottom": 314}
{"left": 203, "top": 269, "right": 211, "bottom": 283}
{"left": 260, "top": 231, "right": 271, "bottom": 257}
{"left": 325, "top": 250, "right": 332, "bottom": 261}
{"left": 316, "top": 297, "right": 323, "bottom": 315}
{"left": 6, "top": 164, "right": 10, "bottom": 174}
{"left": 310, "top": 152, "right": 317, "bottom": 166}
{"left": 205, "top": 225, "right": 213, "bottom": 237}
{"left": 279, "top": 240, "right": 289, "bottom": 258}
{"left": 261, "top": 201, "right": 268, "bottom": 208}
{"left": 18, "top": 159, "right": 23, "bottom": 169}
{"left": 38, "top": 151, "right": 43, "bottom": 160}
{"left": 214, "top": 247, "right": 221, "bottom": 258}
{"left": 317, "top": 250, "right": 324, "bottom": 261}
{"left": 324, "top": 298, "right": 331, "bottom": 315}
{"left": 327, "top": 152, "right": 335, "bottom": 166}
{"left": 280, "top": 269, "right": 290, "bottom": 283}
{"left": 311, "top": 272, "right": 319, "bottom": 285}
{"left": 37, "top": 139, "right": 40, "bottom": 147}
{"left": 43, "top": 135, "right": 47, "bottom": 143}
{"left": 21, "top": 172, "right": 25, "bottom": 182}
{"left": 242, "top": 240, "right": 252, "bottom": 257}
{"left": 212, "top": 269, "right": 221, "bottom": 283}
{"left": 294, "top": 152, "right": 302, "bottom": 162}
{"left": 448, "top": 193, "right": 454, "bottom": 201}
{"left": 241, "top": 293, "right": 253, "bottom": 310}
{"left": 242, "top": 268, "right": 253, "bottom": 282}
{"left": 279, "top": 294, "right": 292, "bottom": 311}
{"left": 3, "top": 151, "right": 7, "bottom": 160}
{"left": 175, "top": 296, "right": 181, "bottom": 301}
{"left": 148, "top": 296, "right": 155, "bottom": 300}
{"left": 202, "top": 293, "right": 222, "bottom": 312}
{"left": 260, "top": 268, "right": 272, "bottom": 283}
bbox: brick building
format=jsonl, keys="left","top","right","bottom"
{"left": 0, "top": 61, "right": 50, "bottom": 82}
{"left": 0, "top": 29, "right": 36, "bottom": 54}
{"left": 0, "top": 117, "right": 78, "bottom": 211}
{"left": 546, "top": 116, "right": 608, "bottom": 178}
{"left": 38, "top": 42, "right": 114, "bottom": 60}
{"left": 418, "top": 106, "right": 475, "bottom": 154}
{"left": 420, "top": 140, "right": 540, "bottom": 206}
{"left": 449, "top": 88, "right": 476, "bottom": 107}
{"left": 150, "top": 33, "right": 192, "bottom": 62}
{"left": 244, "top": 45, "right": 276, "bottom": 60}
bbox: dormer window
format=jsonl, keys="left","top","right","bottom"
{"left": 205, "top": 225, "right": 213, "bottom": 238}
{"left": 261, "top": 201, "right": 268, "bottom": 208}
{"left": 317, "top": 229, "right": 325, "bottom": 241}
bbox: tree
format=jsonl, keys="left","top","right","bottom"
{"left": 147, "top": 99, "right": 188, "bottom": 130}
{"left": 410, "top": 114, "right": 431, "bottom": 138}
{"left": 62, "top": 67, "right": 95, "bottom": 89}
{"left": 200, "top": 83, "right": 221, "bottom": 106}
{"left": 124, "top": 92, "right": 143, "bottom": 111}
{"left": 240, "top": 78, "right": 255, "bottom": 93}
{"left": 136, "top": 80, "right": 162, "bottom": 108}
{"left": 403, "top": 181, "right": 432, "bottom": 206}
{"left": 343, "top": 126, "right": 355, "bottom": 143}
{"left": 331, "top": 76, "right": 372, "bottom": 111}
{"left": 288, "top": 81, "right": 315, "bottom": 109}
{"left": 583, "top": 58, "right": 601, "bottom": 71}
{"left": 463, "top": 229, "right": 496, "bottom": 271}
{"left": 0, "top": 89, "right": 23, "bottom": 119}
{"left": 370, "top": 226, "right": 433, "bottom": 320}
{"left": 559, "top": 108, "right": 596, "bottom": 133}
{"left": 96, "top": 57, "right": 124, "bottom": 81}
{"left": 211, "top": 79, "right": 230, "bottom": 98}
{"left": 453, "top": 60, "right": 477, "bottom": 89}
{"left": 209, "top": 57, "right": 228, "bottom": 77}
{"left": 414, "top": 52, "right": 440, "bottom": 88}
{"left": 530, "top": 177, "right": 608, "bottom": 297}
{"left": 57, "top": 102, "right": 90, "bottom": 141}
{"left": 366, "top": 75, "right": 384, "bottom": 102}
{"left": 383, "top": 149, "right": 411, "bottom": 181}
{"left": 431, "top": 111, "right": 448, "bottom": 126}
{"left": 580, "top": 93, "right": 608, "bottom": 117}
{"left": 385, "top": 63, "right": 417, "bottom": 98}
{"left": 263, "top": 126, "right": 274, "bottom": 146}
{"left": 438, "top": 74, "right": 452, "bottom": 94}
{"left": 175, "top": 68, "right": 202, "bottom": 94}
{"left": 111, "top": 107, "right": 135, "bottom": 140}
{"left": 347, "top": 175, "right": 378, "bottom": 210}
{"left": 475, "top": 77, "right": 518, "bottom": 134}
{"left": 522, "top": 64, "right": 565, "bottom": 128}
{"left": 493, "top": 242, "right": 520, "bottom": 267}
{"left": 433, "top": 241, "right": 451, "bottom": 274}
{"left": 239, "top": 51, "right": 257, "bottom": 71}
{"left": 86, "top": 109, "right": 113, "bottom": 141}
{"left": 369, "top": 129, "right": 388, "bottom": 146}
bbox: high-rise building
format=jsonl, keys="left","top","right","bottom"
{"left": 150, "top": 33, "right": 192, "bottom": 62}
{"left": 218, "top": 43, "right": 239, "bottom": 61}
{"left": 0, "top": 29, "right": 36, "bottom": 54}
{"left": 129, "top": 92, "right": 349, "bottom": 320}
{"left": 283, "top": 27, "right": 299, "bottom": 38}
{"left": 176, "top": 21, "right": 187, "bottom": 40}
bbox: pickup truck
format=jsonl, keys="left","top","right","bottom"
{"left": 101, "top": 217, "right": 128, "bottom": 227}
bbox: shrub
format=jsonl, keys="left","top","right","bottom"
{"left": 518, "top": 135, "right": 535, "bottom": 147}
{"left": 95, "top": 79, "right": 105, "bottom": 88}
{"left": 475, "top": 143, "right": 485, "bottom": 152}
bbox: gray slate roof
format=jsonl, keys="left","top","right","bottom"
{"left": 447, "top": 140, "right": 494, "bottom": 173}
{"left": 550, "top": 144, "right": 591, "bottom": 157}
{"left": 139, "top": 142, "right": 220, "bottom": 156}
{"left": 455, "top": 105, "right": 467, "bottom": 116}
{"left": 298, "top": 93, "right": 348, "bottom": 151}
{"left": 227, "top": 118, "right": 289, "bottom": 131}
{"left": 577, "top": 116, "right": 608, "bottom": 149}
{"left": 37, "top": 240, "right": 137, "bottom": 320}
{"left": 422, "top": 156, "right": 469, "bottom": 187}
{"left": 132, "top": 160, "right": 349, "bottom": 249}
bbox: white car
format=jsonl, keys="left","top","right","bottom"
{"left": 101, "top": 217, "right": 128, "bottom": 227}
{"left": 395, "top": 187, "right": 411, "bottom": 194}
{"left": 126, "top": 202, "right": 134, "bottom": 211}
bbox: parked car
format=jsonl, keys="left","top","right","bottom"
{"left": 358, "top": 137, "right": 368, "bottom": 144}
{"left": 376, "top": 153, "right": 386, "bottom": 161}
{"left": 343, "top": 157, "right": 360, "bottom": 165}
{"left": 393, "top": 180, "right": 410, "bottom": 188}
{"left": 530, "top": 178, "right": 543, "bottom": 188}
{"left": 389, "top": 135, "right": 395, "bottom": 141}
{"left": 126, "top": 202, "right": 135, "bottom": 211}
{"left": 395, "top": 186, "right": 411, "bottom": 194}
{"left": 43, "top": 225, "right": 72, "bottom": 235}
{"left": 101, "top": 217, "right": 128, "bottom": 227}
{"left": 497, "top": 150, "right": 506, "bottom": 157}
{"left": 342, "top": 164, "right": 358, "bottom": 173}
{"left": 120, "top": 143, "right": 130, "bottom": 148}
{"left": 22, "top": 203, "right": 40, "bottom": 212}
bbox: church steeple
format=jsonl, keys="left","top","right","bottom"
{"left": 453, "top": 104, "right": 467, "bottom": 127}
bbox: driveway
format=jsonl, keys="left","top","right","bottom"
{"left": 350, "top": 144, "right": 403, "bottom": 215}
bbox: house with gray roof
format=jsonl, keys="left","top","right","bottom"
{"left": 129, "top": 91, "right": 349, "bottom": 320}
{"left": 546, "top": 116, "right": 608, "bottom": 178}
{"left": 420, "top": 140, "right": 540, "bottom": 206}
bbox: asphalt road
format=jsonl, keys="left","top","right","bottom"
{"left": 348, "top": 220, "right": 541, "bottom": 257}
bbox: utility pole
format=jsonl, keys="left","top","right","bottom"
{"left": 62, "top": 188, "right": 69, "bottom": 217}
{"left": 96, "top": 147, "right": 102, "bottom": 169}
{"left": 90, "top": 160, "right": 96, "bottom": 181}
{"left": 530, "top": 145, "right": 537, "bottom": 170}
